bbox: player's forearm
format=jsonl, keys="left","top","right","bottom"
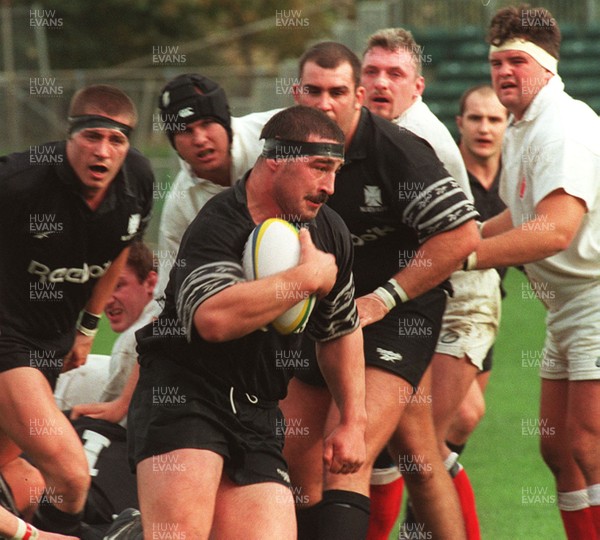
{"left": 475, "top": 226, "right": 569, "bottom": 269}
{"left": 193, "top": 265, "right": 319, "bottom": 342}
{"left": 391, "top": 220, "right": 480, "bottom": 300}
{"left": 480, "top": 208, "right": 514, "bottom": 238}
{"left": 114, "top": 362, "right": 140, "bottom": 415}
{"left": 316, "top": 329, "right": 367, "bottom": 427}
{"left": 474, "top": 192, "right": 586, "bottom": 269}
{"left": 84, "top": 247, "right": 130, "bottom": 316}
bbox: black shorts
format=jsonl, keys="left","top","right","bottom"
{"left": 295, "top": 287, "right": 447, "bottom": 389}
{"left": 0, "top": 325, "right": 73, "bottom": 389}
{"left": 128, "top": 351, "right": 291, "bottom": 489}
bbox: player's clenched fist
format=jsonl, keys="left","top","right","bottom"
{"left": 298, "top": 228, "right": 338, "bottom": 299}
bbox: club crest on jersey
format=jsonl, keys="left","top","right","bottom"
{"left": 360, "top": 185, "right": 386, "bottom": 214}
{"left": 519, "top": 175, "right": 526, "bottom": 199}
{"left": 121, "top": 213, "right": 141, "bottom": 241}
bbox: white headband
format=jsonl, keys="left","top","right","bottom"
{"left": 489, "top": 38, "right": 558, "bottom": 75}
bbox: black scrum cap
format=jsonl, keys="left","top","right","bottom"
{"left": 158, "top": 74, "right": 232, "bottom": 146}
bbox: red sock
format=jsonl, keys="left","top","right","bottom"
{"left": 589, "top": 483, "right": 600, "bottom": 538}
{"left": 451, "top": 466, "right": 481, "bottom": 540}
{"left": 588, "top": 505, "right": 600, "bottom": 538}
{"left": 560, "top": 508, "right": 596, "bottom": 539}
{"left": 367, "top": 477, "right": 404, "bottom": 540}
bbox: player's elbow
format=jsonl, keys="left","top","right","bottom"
{"left": 551, "top": 228, "right": 576, "bottom": 253}
{"left": 194, "top": 308, "right": 233, "bottom": 342}
{"left": 453, "top": 220, "right": 481, "bottom": 260}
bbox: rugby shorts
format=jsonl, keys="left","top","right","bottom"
{"left": 295, "top": 286, "right": 447, "bottom": 389}
{"left": 435, "top": 269, "right": 501, "bottom": 370}
{"left": 128, "top": 349, "right": 291, "bottom": 489}
{"left": 540, "top": 280, "right": 600, "bottom": 381}
{"left": 0, "top": 325, "right": 73, "bottom": 389}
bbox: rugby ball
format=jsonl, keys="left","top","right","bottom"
{"left": 242, "top": 218, "right": 316, "bottom": 334}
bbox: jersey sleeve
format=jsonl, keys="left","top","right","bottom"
{"left": 529, "top": 137, "right": 598, "bottom": 213}
{"left": 170, "top": 198, "right": 247, "bottom": 341}
{"left": 306, "top": 211, "right": 360, "bottom": 342}
{"left": 401, "top": 171, "right": 479, "bottom": 243}
{"left": 382, "top": 126, "right": 478, "bottom": 244}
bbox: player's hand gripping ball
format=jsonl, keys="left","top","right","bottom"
{"left": 242, "top": 218, "right": 316, "bottom": 334}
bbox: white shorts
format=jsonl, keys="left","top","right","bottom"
{"left": 540, "top": 281, "right": 600, "bottom": 381}
{"left": 436, "top": 269, "right": 501, "bottom": 370}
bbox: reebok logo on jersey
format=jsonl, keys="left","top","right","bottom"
{"left": 33, "top": 230, "right": 60, "bottom": 239}
{"left": 376, "top": 347, "right": 403, "bottom": 363}
{"left": 28, "top": 260, "right": 111, "bottom": 284}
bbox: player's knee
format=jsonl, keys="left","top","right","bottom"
{"left": 38, "top": 451, "right": 90, "bottom": 500}
{"left": 539, "top": 438, "right": 563, "bottom": 476}
{"left": 570, "top": 429, "right": 600, "bottom": 475}
{"left": 58, "top": 462, "right": 91, "bottom": 498}
{"left": 457, "top": 399, "right": 486, "bottom": 436}
{"left": 399, "top": 456, "right": 435, "bottom": 486}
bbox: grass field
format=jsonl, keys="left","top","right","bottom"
{"left": 90, "top": 247, "right": 565, "bottom": 539}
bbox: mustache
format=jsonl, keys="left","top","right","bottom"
{"left": 306, "top": 192, "right": 329, "bottom": 205}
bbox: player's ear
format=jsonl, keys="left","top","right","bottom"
{"left": 145, "top": 271, "right": 158, "bottom": 295}
{"left": 456, "top": 115, "right": 463, "bottom": 133}
{"left": 355, "top": 85, "right": 366, "bottom": 108}
{"left": 292, "top": 84, "right": 302, "bottom": 104}
{"left": 264, "top": 157, "right": 281, "bottom": 172}
{"left": 415, "top": 76, "right": 425, "bottom": 97}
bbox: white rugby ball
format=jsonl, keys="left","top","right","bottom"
{"left": 242, "top": 218, "right": 316, "bottom": 335}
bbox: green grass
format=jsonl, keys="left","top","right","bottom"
{"left": 392, "top": 268, "right": 565, "bottom": 539}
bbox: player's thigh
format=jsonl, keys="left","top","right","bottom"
{"left": 430, "top": 353, "right": 479, "bottom": 436}
{"left": 137, "top": 448, "right": 224, "bottom": 540}
{"left": 323, "top": 367, "right": 411, "bottom": 494}
{"left": 280, "top": 377, "right": 331, "bottom": 459}
{"left": 280, "top": 377, "right": 331, "bottom": 506}
{"left": 212, "top": 477, "right": 296, "bottom": 540}
{"left": 0, "top": 367, "right": 87, "bottom": 474}
{"left": 359, "top": 366, "right": 411, "bottom": 462}
{"left": 539, "top": 378, "right": 570, "bottom": 465}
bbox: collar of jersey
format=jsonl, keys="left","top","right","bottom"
{"left": 344, "top": 108, "right": 370, "bottom": 161}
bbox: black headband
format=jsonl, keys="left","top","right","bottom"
{"left": 261, "top": 138, "right": 344, "bottom": 160}
{"left": 68, "top": 115, "right": 133, "bottom": 138}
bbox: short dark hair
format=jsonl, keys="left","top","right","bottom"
{"left": 260, "top": 105, "right": 344, "bottom": 146}
{"left": 487, "top": 4, "right": 561, "bottom": 60}
{"left": 69, "top": 84, "right": 138, "bottom": 126}
{"left": 126, "top": 241, "right": 156, "bottom": 284}
{"left": 364, "top": 28, "right": 423, "bottom": 76}
{"left": 299, "top": 42, "right": 362, "bottom": 88}
{"left": 458, "top": 84, "right": 506, "bottom": 116}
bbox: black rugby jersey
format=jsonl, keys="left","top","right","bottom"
{"left": 468, "top": 169, "right": 505, "bottom": 223}
{"left": 136, "top": 175, "right": 359, "bottom": 401}
{"left": 468, "top": 168, "right": 508, "bottom": 291}
{"left": 329, "top": 108, "right": 478, "bottom": 296}
{"left": 0, "top": 141, "right": 153, "bottom": 338}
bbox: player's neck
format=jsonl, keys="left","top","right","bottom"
{"left": 460, "top": 146, "right": 500, "bottom": 191}
{"left": 81, "top": 186, "right": 109, "bottom": 211}
{"left": 194, "top": 162, "right": 231, "bottom": 187}
{"left": 245, "top": 166, "right": 280, "bottom": 224}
